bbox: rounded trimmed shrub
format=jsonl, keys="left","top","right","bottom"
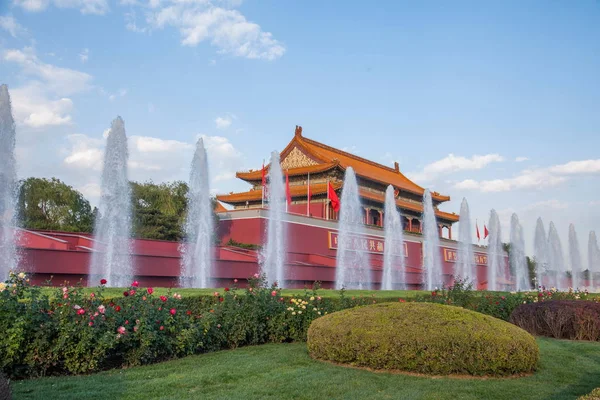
{"left": 510, "top": 300, "right": 600, "bottom": 341}
{"left": 307, "top": 302, "right": 539, "bottom": 376}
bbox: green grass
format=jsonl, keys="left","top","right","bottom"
{"left": 11, "top": 338, "right": 600, "bottom": 400}
{"left": 38, "top": 286, "right": 425, "bottom": 300}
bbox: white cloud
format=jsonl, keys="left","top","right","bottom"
{"left": 63, "top": 134, "right": 104, "bottom": 170}
{"left": 9, "top": 83, "right": 74, "bottom": 128}
{"left": 0, "top": 15, "right": 27, "bottom": 37}
{"left": 78, "top": 182, "right": 102, "bottom": 200}
{"left": 79, "top": 48, "right": 89, "bottom": 63}
{"left": 525, "top": 199, "right": 569, "bottom": 211}
{"left": 13, "top": 0, "right": 109, "bottom": 14}
{"left": 3, "top": 47, "right": 93, "bottom": 129}
{"left": 454, "top": 159, "right": 600, "bottom": 193}
{"left": 140, "top": 1, "right": 285, "bottom": 60}
{"left": 62, "top": 131, "right": 244, "bottom": 188}
{"left": 409, "top": 153, "right": 504, "bottom": 182}
{"left": 215, "top": 115, "right": 232, "bottom": 129}
{"left": 4, "top": 47, "right": 93, "bottom": 96}
{"left": 515, "top": 156, "right": 529, "bottom": 162}
{"left": 108, "top": 88, "right": 128, "bottom": 101}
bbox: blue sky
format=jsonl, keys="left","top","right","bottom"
{"left": 1, "top": 0, "right": 599, "bottom": 261}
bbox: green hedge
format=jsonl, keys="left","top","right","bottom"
{"left": 307, "top": 302, "right": 539, "bottom": 376}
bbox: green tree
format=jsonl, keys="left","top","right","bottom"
{"left": 17, "top": 177, "right": 94, "bottom": 232}
{"left": 130, "top": 181, "right": 188, "bottom": 241}
{"left": 130, "top": 180, "right": 221, "bottom": 242}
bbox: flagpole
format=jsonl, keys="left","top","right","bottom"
{"left": 307, "top": 172, "right": 310, "bottom": 216}
{"left": 261, "top": 159, "right": 265, "bottom": 209}
{"left": 326, "top": 179, "right": 329, "bottom": 220}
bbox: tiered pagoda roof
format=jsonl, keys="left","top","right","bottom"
{"left": 217, "top": 126, "right": 458, "bottom": 223}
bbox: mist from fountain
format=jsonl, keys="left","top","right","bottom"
{"left": 90, "top": 117, "right": 133, "bottom": 287}
{"left": 548, "top": 222, "right": 565, "bottom": 290}
{"left": 260, "top": 151, "right": 287, "bottom": 287}
{"left": 422, "top": 189, "right": 442, "bottom": 291}
{"left": 335, "top": 167, "right": 371, "bottom": 290}
{"left": 180, "top": 138, "right": 213, "bottom": 288}
{"left": 0, "top": 84, "right": 19, "bottom": 281}
{"left": 589, "top": 231, "right": 599, "bottom": 291}
{"left": 456, "top": 198, "right": 475, "bottom": 286}
{"left": 568, "top": 224, "right": 583, "bottom": 290}
{"left": 382, "top": 185, "right": 405, "bottom": 290}
{"left": 487, "top": 209, "right": 503, "bottom": 291}
{"left": 511, "top": 214, "right": 529, "bottom": 291}
{"left": 534, "top": 218, "right": 549, "bottom": 289}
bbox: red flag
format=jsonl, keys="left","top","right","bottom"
{"left": 261, "top": 161, "right": 266, "bottom": 187}
{"left": 328, "top": 182, "right": 340, "bottom": 212}
{"left": 285, "top": 171, "right": 292, "bottom": 206}
{"left": 484, "top": 224, "right": 489, "bottom": 239}
{"left": 476, "top": 222, "right": 481, "bottom": 242}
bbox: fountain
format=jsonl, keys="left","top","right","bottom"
{"left": 180, "top": 138, "right": 213, "bottom": 288}
{"left": 0, "top": 84, "right": 19, "bottom": 281}
{"left": 568, "top": 224, "right": 582, "bottom": 290}
{"left": 548, "top": 222, "right": 565, "bottom": 290}
{"left": 534, "top": 218, "right": 549, "bottom": 289}
{"left": 382, "top": 185, "right": 405, "bottom": 290}
{"left": 260, "top": 151, "right": 287, "bottom": 287}
{"left": 422, "top": 189, "right": 442, "bottom": 291}
{"left": 89, "top": 117, "right": 133, "bottom": 287}
{"left": 589, "top": 231, "right": 599, "bottom": 291}
{"left": 487, "top": 209, "right": 503, "bottom": 291}
{"left": 335, "top": 167, "right": 371, "bottom": 290}
{"left": 510, "top": 214, "right": 529, "bottom": 291}
{"left": 456, "top": 198, "right": 475, "bottom": 286}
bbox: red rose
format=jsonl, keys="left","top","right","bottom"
{"left": 100, "top": 279, "right": 107, "bottom": 285}
{"left": 224, "top": 287, "right": 230, "bottom": 292}
{"left": 123, "top": 291, "right": 129, "bottom": 297}
{"left": 160, "top": 295, "right": 167, "bottom": 302}
{"left": 186, "top": 310, "right": 192, "bottom": 315}
{"left": 170, "top": 308, "right": 176, "bottom": 315}
{"left": 77, "top": 309, "right": 85, "bottom": 315}
{"left": 115, "top": 305, "right": 121, "bottom": 312}
{"left": 125, "top": 320, "right": 129, "bottom": 325}
{"left": 147, "top": 287, "right": 154, "bottom": 295}
{"left": 159, "top": 326, "right": 164, "bottom": 331}
{"left": 219, "top": 297, "right": 224, "bottom": 302}
{"left": 132, "top": 281, "right": 139, "bottom": 287}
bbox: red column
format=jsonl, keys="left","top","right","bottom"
{"left": 438, "top": 225, "right": 443, "bottom": 238}
{"left": 378, "top": 211, "right": 383, "bottom": 227}
{"left": 365, "top": 208, "right": 370, "bottom": 225}
{"left": 408, "top": 218, "right": 413, "bottom": 232}
{"left": 449, "top": 225, "right": 452, "bottom": 240}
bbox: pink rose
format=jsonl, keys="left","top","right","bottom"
{"left": 129, "top": 289, "right": 136, "bottom": 296}
{"left": 77, "top": 309, "right": 85, "bottom": 315}
{"left": 147, "top": 287, "right": 154, "bottom": 295}
{"left": 89, "top": 321, "right": 94, "bottom": 326}
{"left": 170, "top": 308, "right": 176, "bottom": 315}
{"left": 98, "top": 305, "right": 106, "bottom": 314}
{"left": 271, "top": 290, "right": 277, "bottom": 297}
{"left": 117, "top": 326, "right": 126, "bottom": 335}
{"left": 132, "top": 281, "right": 139, "bottom": 287}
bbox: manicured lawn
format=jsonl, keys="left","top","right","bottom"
{"left": 12, "top": 338, "right": 600, "bottom": 400}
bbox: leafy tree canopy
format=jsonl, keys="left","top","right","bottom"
{"left": 17, "top": 177, "right": 95, "bottom": 232}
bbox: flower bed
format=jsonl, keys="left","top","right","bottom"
{"left": 0, "top": 273, "right": 381, "bottom": 379}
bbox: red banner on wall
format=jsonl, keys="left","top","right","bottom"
{"left": 443, "top": 248, "right": 487, "bottom": 265}
{"left": 328, "top": 232, "right": 408, "bottom": 256}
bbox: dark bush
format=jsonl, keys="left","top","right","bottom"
{"left": 307, "top": 302, "right": 539, "bottom": 376}
{"left": 0, "top": 373, "right": 10, "bottom": 400}
{"left": 510, "top": 301, "right": 600, "bottom": 341}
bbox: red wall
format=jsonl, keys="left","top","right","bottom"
{"left": 15, "top": 218, "right": 529, "bottom": 290}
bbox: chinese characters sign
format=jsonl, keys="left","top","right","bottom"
{"left": 328, "top": 232, "right": 408, "bottom": 256}
{"left": 443, "top": 248, "right": 488, "bottom": 265}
